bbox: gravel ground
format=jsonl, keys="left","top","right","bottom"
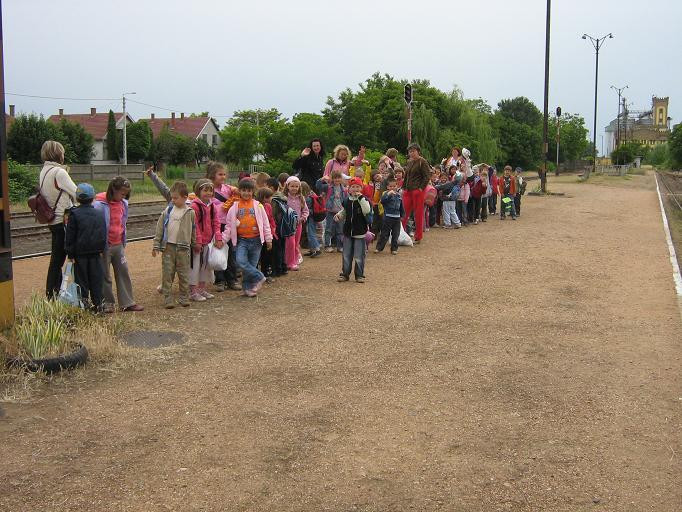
{"left": 1, "top": 175, "right": 681, "bottom": 511}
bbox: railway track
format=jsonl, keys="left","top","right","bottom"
{"left": 656, "top": 171, "right": 682, "bottom": 211}
{"left": 10, "top": 213, "right": 162, "bottom": 238}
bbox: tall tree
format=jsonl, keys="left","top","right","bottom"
{"left": 668, "top": 123, "right": 682, "bottom": 169}
{"left": 7, "top": 114, "right": 65, "bottom": 164}
{"left": 118, "top": 120, "right": 152, "bottom": 162}
{"left": 57, "top": 118, "right": 95, "bottom": 164}
{"left": 106, "top": 110, "right": 118, "bottom": 160}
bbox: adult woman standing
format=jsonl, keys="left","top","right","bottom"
{"left": 443, "top": 146, "right": 462, "bottom": 170}
{"left": 39, "top": 141, "right": 77, "bottom": 298}
{"left": 323, "top": 145, "right": 351, "bottom": 178}
{"left": 402, "top": 143, "right": 431, "bottom": 243}
{"left": 292, "top": 139, "right": 325, "bottom": 188}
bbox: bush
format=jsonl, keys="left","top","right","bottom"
{"left": 8, "top": 158, "right": 38, "bottom": 202}
{"left": 165, "top": 165, "right": 188, "bottom": 180}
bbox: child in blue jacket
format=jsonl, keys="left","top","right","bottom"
{"left": 374, "top": 176, "right": 405, "bottom": 255}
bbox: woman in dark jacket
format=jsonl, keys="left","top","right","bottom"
{"left": 292, "top": 139, "right": 325, "bottom": 188}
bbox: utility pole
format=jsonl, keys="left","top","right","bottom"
{"left": 582, "top": 32, "right": 613, "bottom": 179}
{"left": 0, "top": 0, "right": 15, "bottom": 326}
{"left": 610, "top": 85, "right": 628, "bottom": 149}
{"left": 540, "top": 0, "right": 551, "bottom": 192}
{"left": 122, "top": 92, "right": 136, "bottom": 165}
{"left": 555, "top": 106, "right": 561, "bottom": 176}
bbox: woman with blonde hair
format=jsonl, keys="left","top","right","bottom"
{"left": 323, "top": 144, "right": 351, "bottom": 178}
{"left": 38, "top": 140, "right": 78, "bottom": 298}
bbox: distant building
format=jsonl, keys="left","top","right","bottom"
{"left": 48, "top": 108, "right": 133, "bottom": 163}
{"left": 139, "top": 113, "right": 221, "bottom": 154}
{"left": 4, "top": 104, "right": 15, "bottom": 134}
{"left": 605, "top": 96, "right": 671, "bottom": 155}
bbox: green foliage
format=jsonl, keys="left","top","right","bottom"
{"left": 643, "top": 143, "right": 669, "bottom": 167}
{"left": 218, "top": 122, "right": 258, "bottom": 167}
{"left": 148, "top": 125, "right": 196, "bottom": 165}
{"left": 492, "top": 104, "right": 542, "bottom": 169}
{"left": 106, "top": 110, "right": 118, "bottom": 160}
{"left": 14, "top": 294, "right": 85, "bottom": 359}
{"left": 194, "top": 137, "right": 215, "bottom": 165}
{"left": 610, "top": 143, "right": 644, "bottom": 165}
{"left": 7, "top": 114, "right": 63, "bottom": 164}
{"left": 165, "top": 165, "right": 188, "bottom": 179}
{"left": 8, "top": 158, "right": 38, "bottom": 202}
{"left": 57, "top": 118, "right": 94, "bottom": 164}
{"left": 548, "top": 113, "right": 590, "bottom": 164}
{"left": 122, "top": 120, "right": 152, "bottom": 162}
{"left": 669, "top": 123, "right": 682, "bottom": 169}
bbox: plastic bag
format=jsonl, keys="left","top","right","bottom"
{"left": 207, "top": 243, "right": 228, "bottom": 271}
{"left": 58, "top": 261, "right": 83, "bottom": 308}
{"left": 388, "top": 223, "right": 413, "bottom": 247}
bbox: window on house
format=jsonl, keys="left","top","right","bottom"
{"left": 212, "top": 135, "right": 218, "bottom": 146}
{"left": 202, "top": 134, "right": 208, "bottom": 143}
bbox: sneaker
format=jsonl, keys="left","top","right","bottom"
{"left": 178, "top": 298, "right": 190, "bottom": 307}
{"left": 225, "top": 281, "right": 242, "bottom": 291}
{"left": 391, "top": 250, "right": 398, "bottom": 255}
{"left": 265, "top": 276, "right": 274, "bottom": 284}
{"left": 297, "top": 254, "right": 303, "bottom": 265}
{"left": 336, "top": 247, "right": 343, "bottom": 253}
{"left": 164, "top": 300, "right": 175, "bottom": 310}
{"left": 244, "top": 288, "right": 257, "bottom": 297}
{"left": 122, "top": 304, "right": 144, "bottom": 312}
{"left": 289, "top": 265, "right": 299, "bottom": 271}
{"left": 325, "top": 247, "right": 334, "bottom": 253}
{"left": 337, "top": 274, "right": 349, "bottom": 282}
{"left": 156, "top": 284, "right": 163, "bottom": 294}
{"left": 374, "top": 249, "right": 380, "bottom": 253}
{"left": 253, "top": 277, "right": 267, "bottom": 293}
{"left": 482, "top": 218, "right": 487, "bottom": 222}
{"left": 512, "top": 216, "right": 517, "bottom": 220}
{"left": 454, "top": 223, "right": 461, "bottom": 229}
{"left": 304, "top": 250, "right": 315, "bottom": 257}
{"left": 102, "top": 305, "right": 115, "bottom": 314}
{"left": 355, "top": 276, "right": 365, "bottom": 283}
{"left": 310, "top": 250, "right": 321, "bottom": 258}
{"left": 200, "top": 290, "right": 215, "bottom": 299}
{"left": 190, "top": 293, "right": 206, "bottom": 302}
{"left": 214, "top": 282, "right": 226, "bottom": 292}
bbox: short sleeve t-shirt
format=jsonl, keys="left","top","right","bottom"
{"left": 236, "top": 199, "right": 259, "bottom": 239}
{"left": 108, "top": 201, "right": 125, "bottom": 246}
{"left": 166, "top": 205, "right": 187, "bottom": 244}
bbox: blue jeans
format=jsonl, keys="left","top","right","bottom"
{"left": 236, "top": 237, "right": 264, "bottom": 290}
{"left": 341, "top": 236, "right": 366, "bottom": 279}
{"left": 306, "top": 218, "right": 320, "bottom": 251}
{"left": 324, "top": 212, "right": 343, "bottom": 249}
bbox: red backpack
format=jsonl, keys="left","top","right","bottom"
{"left": 27, "top": 167, "right": 63, "bottom": 224}
{"left": 310, "top": 192, "right": 326, "bottom": 222}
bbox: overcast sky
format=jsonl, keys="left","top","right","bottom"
{"left": 4, "top": 0, "right": 681, "bottom": 152}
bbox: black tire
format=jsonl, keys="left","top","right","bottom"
{"left": 6, "top": 344, "right": 88, "bottom": 374}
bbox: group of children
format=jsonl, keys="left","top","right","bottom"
{"left": 63, "top": 144, "right": 527, "bottom": 310}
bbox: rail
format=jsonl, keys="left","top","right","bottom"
{"left": 11, "top": 235, "right": 155, "bottom": 261}
{"left": 656, "top": 172, "right": 682, "bottom": 212}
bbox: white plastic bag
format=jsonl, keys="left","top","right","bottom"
{"left": 207, "top": 243, "right": 228, "bottom": 271}
{"left": 58, "top": 261, "right": 83, "bottom": 308}
{"left": 388, "top": 224, "right": 413, "bottom": 247}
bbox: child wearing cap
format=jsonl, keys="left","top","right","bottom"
{"left": 334, "top": 177, "right": 372, "bottom": 283}
{"left": 65, "top": 183, "right": 107, "bottom": 311}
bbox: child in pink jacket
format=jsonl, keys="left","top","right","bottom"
{"left": 190, "top": 179, "right": 223, "bottom": 301}
{"left": 223, "top": 178, "right": 273, "bottom": 297}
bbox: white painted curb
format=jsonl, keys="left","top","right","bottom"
{"left": 654, "top": 174, "right": 682, "bottom": 297}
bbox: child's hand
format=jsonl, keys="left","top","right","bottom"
{"left": 333, "top": 214, "right": 340, "bottom": 222}
{"left": 266, "top": 241, "right": 272, "bottom": 250}
{"left": 215, "top": 240, "right": 224, "bottom": 250}
{"left": 322, "top": 175, "right": 331, "bottom": 183}
{"left": 145, "top": 165, "right": 154, "bottom": 176}
{"left": 152, "top": 249, "right": 158, "bottom": 257}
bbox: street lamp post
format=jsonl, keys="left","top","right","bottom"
{"left": 122, "top": 92, "right": 136, "bottom": 165}
{"left": 541, "top": 0, "right": 551, "bottom": 193}
{"left": 582, "top": 33, "right": 613, "bottom": 179}
{"left": 610, "top": 85, "right": 628, "bottom": 149}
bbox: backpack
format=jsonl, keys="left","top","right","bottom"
{"left": 520, "top": 180, "right": 527, "bottom": 195}
{"left": 271, "top": 197, "right": 298, "bottom": 238}
{"left": 447, "top": 183, "right": 461, "bottom": 201}
{"left": 310, "top": 192, "right": 326, "bottom": 222}
{"left": 28, "top": 167, "right": 63, "bottom": 224}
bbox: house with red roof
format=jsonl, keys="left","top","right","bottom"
{"left": 48, "top": 107, "right": 133, "bottom": 163}
{"left": 140, "top": 112, "right": 221, "bottom": 150}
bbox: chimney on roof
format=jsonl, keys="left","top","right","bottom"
{"left": 151, "top": 113, "right": 155, "bottom": 120}
{"left": 9, "top": 105, "right": 15, "bottom": 117}
{"left": 171, "top": 112, "right": 175, "bottom": 125}
{"left": 180, "top": 112, "right": 184, "bottom": 119}
{"left": 90, "top": 107, "right": 96, "bottom": 116}
{"left": 58, "top": 108, "right": 64, "bottom": 116}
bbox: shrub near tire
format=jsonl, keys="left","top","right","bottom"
{"left": 6, "top": 344, "right": 89, "bottom": 374}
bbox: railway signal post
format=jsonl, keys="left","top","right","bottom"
{"left": 0, "top": 0, "right": 14, "bottom": 326}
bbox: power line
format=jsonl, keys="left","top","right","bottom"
{"left": 6, "top": 92, "right": 118, "bottom": 101}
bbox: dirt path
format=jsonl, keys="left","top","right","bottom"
{"left": 2, "top": 176, "right": 681, "bottom": 511}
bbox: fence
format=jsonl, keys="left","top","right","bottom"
{"left": 184, "top": 164, "right": 267, "bottom": 181}
{"left": 596, "top": 164, "right": 631, "bottom": 176}
{"left": 25, "top": 164, "right": 146, "bottom": 182}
